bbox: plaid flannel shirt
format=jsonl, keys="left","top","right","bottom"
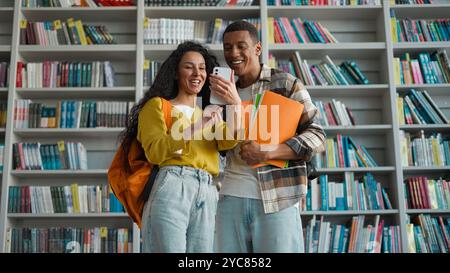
{"left": 246, "top": 64, "right": 326, "bottom": 214}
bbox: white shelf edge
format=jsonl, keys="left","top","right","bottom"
{"left": 403, "top": 166, "right": 450, "bottom": 172}
{"left": 18, "top": 44, "right": 137, "bottom": 52}
{"left": 306, "top": 84, "right": 389, "bottom": 89}
{"left": 323, "top": 125, "right": 392, "bottom": 130}
{"left": 299, "top": 210, "right": 399, "bottom": 216}
{"left": 11, "top": 169, "right": 108, "bottom": 177}
{"left": 391, "top": 4, "right": 450, "bottom": 9}
{"left": 399, "top": 124, "right": 450, "bottom": 130}
{"left": 144, "top": 6, "right": 260, "bottom": 11}
{"left": 316, "top": 167, "right": 396, "bottom": 173}
{"left": 16, "top": 87, "right": 135, "bottom": 91}
{"left": 396, "top": 84, "right": 450, "bottom": 89}
{"left": 394, "top": 42, "right": 450, "bottom": 49}
{"left": 406, "top": 209, "right": 450, "bottom": 214}
{"left": 269, "top": 42, "right": 386, "bottom": 50}
{"left": 267, "top": 6, "right": 382, "bottom": 10}
{"left": 21, "top": 7, "right": 137, "bottom": 11}
{"left": 8, "top": 213, "right": 129, "bottom": 218}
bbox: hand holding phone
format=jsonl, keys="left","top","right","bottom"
{"left": 210, "top": 67, "right": 233, "bottom": 105}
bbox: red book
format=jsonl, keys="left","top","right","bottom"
{"left": 16, "top": 62, "right": 23, "bottom": 88}
{"left": 420, "top": 177, "right": 430, "bottom": 209}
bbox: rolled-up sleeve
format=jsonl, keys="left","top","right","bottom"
{"left": 284, "top": 80, "right": 326, "bottom": 161}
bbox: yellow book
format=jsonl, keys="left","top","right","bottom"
{"left": 406, "top": 224, "right": 416, "bottom": 253}
{"left": 427, "top": 180, "right": 438, "bottom": 209}
{"left": 431, "top": 137, "right": 441, "bottom": 166}
{"left": 267, "top": 17, "right": 274, "bottom": 44}
{"left": 393, "top": 57, "right": 401, "bottom": 85}
{"left": 327, "top": 138, "right": 335, "bottom": 168}
{"left": 75, "top": 20, "right": 88, "bottom": 45}
{"left": 397, "top": 94, "right": 405, "bottom": 125}
{"left": 71, "top": 183, "right": 80, "bottom": 213}
{"left": 391, "top": 18, "right": 398, "bottom": 43}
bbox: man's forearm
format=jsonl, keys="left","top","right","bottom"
{"left": 265, "top": 143, "right": 303, "bottom": 161}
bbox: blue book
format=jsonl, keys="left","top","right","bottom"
{"left": 306, "top": 187, "right": 311, "bottom": 211}
{"left": 289, "top": 19, "right": 305, "bottom": 43}
{"left": 381, "top": 187, "right": 393, "bottom": 209}
{"left": 320, "top": 175, "right": 328, "bottom": 211}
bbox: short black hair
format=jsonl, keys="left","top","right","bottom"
{"left": 222, "top": 20, "right": 259, "bottom": 44}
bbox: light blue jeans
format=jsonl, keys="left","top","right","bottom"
{"left": 141, "top": 166, "right": 218, "bottom": 253}
{"left": 214, "top": 195, "right": 304, "bottom": 253}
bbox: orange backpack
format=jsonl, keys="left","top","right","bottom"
{"left": 108, "top": 98, "right": 172, "bottom": 228}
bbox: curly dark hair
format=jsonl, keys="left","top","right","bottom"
{"left": 119, "top": 41, "right": 219, "bottom": 161}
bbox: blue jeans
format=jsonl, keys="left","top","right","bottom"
{"left": 214, "top": 195, "right": 304, "bottom": 253}
{"left": 141, "top": 166, "right": 218, "bottom": 253}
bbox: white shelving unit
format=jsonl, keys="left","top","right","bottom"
{"left": 0, "top": 0, "right": 447, "bottom": 253}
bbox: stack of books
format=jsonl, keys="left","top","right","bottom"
{"left": 12, "top": 141, "right": 88, "bottom": 171}
{"left": 20, "top": 19, "right": 115, "bottom": 45}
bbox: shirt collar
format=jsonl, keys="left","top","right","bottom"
{"left": 237, "top": 63, "right": 271, "bottom": 88}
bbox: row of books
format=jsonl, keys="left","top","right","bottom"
{"left": 14, "top": 100, "right": 132, "bottom": 129}
{"left": 313, "top": 134, "right": 378, "bottom": 168}
{"left": 274, "top": 53, "right": 369, "bottom": 86}
{"left": 6, "top": 227, "right": 133, "bottom": 253}
{"left": 22, "top": 0, "right": 135, "bottom": 7}
{"left": 397, "top": 89, "right": 448, "bottom": 125}
{"left": 0, "top": 62, "right": 9, "bottom": 88}
{"left": 12, "top": 141, "right": 88, "bottom": 171}
{"left": 144, "top": 17, "right": 260, "bottom": 45}
{"left": 304, "top": 215, "right": 401, "bottom": 253}
{"left": 393, "top": 51, "right": 450, "bottom": 85}
{"left": 314, "top": 99, "right": 356, "bottom": 126}
{"left": 399, "top": 130, "right": 450, "bottom": 167}
{"left": 268, "top": 17, "right": 338, "bottom": 44}
{"left": 268, "top": 0, "right": 381, "bottom": 5}
{"left": 8, "top": 184, "right": 124, "bottom": 214}
{"left": 16, "top": 61, "right": 116, "bottom": 88}
{"left": 390, "top": 13, "right": 450, "bottom": 43}
{"left": 306, "top": 173, "right": 393, "bottom": 211}
{"left": 145, "top": 0, "right": 256, "bottom": 5}
{"left": 20, "top": 19, "right": 115, "bottom": 46}
{"left": 404, "top": 177, "right": 450, "bottom": 210}
{"left": 395, "top": 0, "right": 433, "bottom": 4}
{"left": 406, "top": 214, "right": 449, "bottom": 253}
{"left": 143, "top": 59, "right": 161, "bottom": 86}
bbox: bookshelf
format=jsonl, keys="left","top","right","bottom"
{"left": 0, "top": 0, "right": 448, "bottom": 253}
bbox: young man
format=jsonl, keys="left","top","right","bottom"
{"left": 209, "top": 20, "right": 326, "bottom": 253}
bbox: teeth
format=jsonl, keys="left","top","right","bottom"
{"left": 232, "top": 60, "right": 243, "bottom": 64}
{"left": 190, "top": 80, "right": 201, "bottom": 84}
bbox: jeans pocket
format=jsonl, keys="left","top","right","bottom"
{"left": 154, "top": 169, "right": 174, "bottom": 195}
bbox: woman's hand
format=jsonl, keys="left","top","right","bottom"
{"left": 182, "top": 105, "right": 223, "bottom": 139}
{"left": 209, "top": 72, "right": 241, "bottom": 105}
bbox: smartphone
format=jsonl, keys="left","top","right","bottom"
{"left": 210, "top": 66, "right": 232, "bottom": 105}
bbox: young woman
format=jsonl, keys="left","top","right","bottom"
{"left": 119, "top": 41, "right": 240, "bottom": 253}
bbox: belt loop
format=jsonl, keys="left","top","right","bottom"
{"left": 180, "top": 166, "right": 184, "bottom": 176}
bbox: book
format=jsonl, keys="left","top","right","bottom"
{"left": 243, "top": 91, "right": 304, "bottom": 168}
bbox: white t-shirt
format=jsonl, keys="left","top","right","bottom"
{"left": 220, "top": 85, "right": 261, "bottom": 200}
{"left": 173, "top": 104, "right": 195, "bottom": 120}
{"left": 172, "top": 104, "right": 195, "bottom": 155}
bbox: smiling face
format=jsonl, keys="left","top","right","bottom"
{"left": 177, "top": 51, "right": 207, "bottom": 96}
{"left": 223, "top": 30, "right": 262, "bottom": 78}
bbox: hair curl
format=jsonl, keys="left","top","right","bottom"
{"left": 119, "top": 41, "right": 219, "bottom": 161}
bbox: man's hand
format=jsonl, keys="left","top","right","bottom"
{"left": 239, "top": 140, "right": 269, "bottom": 165}
{"left": 209, "top": 72, "right": 241, "bottom": 105}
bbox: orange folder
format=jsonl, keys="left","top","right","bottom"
{"left": 241, "top": 91, "right": 304, "bottom": 168}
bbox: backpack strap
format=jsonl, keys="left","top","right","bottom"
{"left": 160, "top": 98, "right": 173, "bottom": 130}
